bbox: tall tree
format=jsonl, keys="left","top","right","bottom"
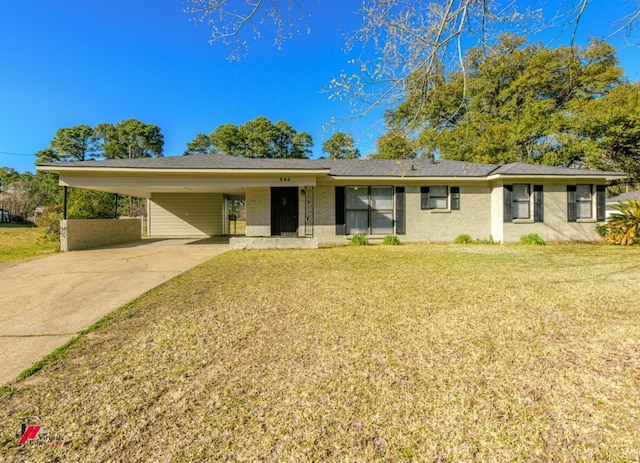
{"left": 386, "top": 36, "right": 624, "bottom": 166}
{"left": 96, "top": 119, "right": 164, "bottom": 159}
{"left": 184, "top": 133, "right": 212, "bottom": 155}
{"left": 49, "top": 125, "right": 99, "bottom": 162}
{"left": 322, "top": 132, "right": 360, "bottom": 159}
{"left": 185, "top": 116, "right": 313, "bottom": 158}
{"left": 374, "top": 131, "right": 416, "bottom": 159}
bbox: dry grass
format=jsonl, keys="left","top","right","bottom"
{"left": 1, "top": 244, "right": 639, "bottom": 461}
{"left": 0, "top": 225, "right": 58, "bottom": 263}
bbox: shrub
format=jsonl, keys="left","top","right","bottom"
{"left": 382, "top": 235, "right": 401, "bottom": 245}
{"left": 520, "top": 233, "right": 546, "bottom": 245}
{"left": 454, "top": 234, "right": 473, "bottom": 244}
{"left": 349, "top": 234, "right": 369, "bottom": 246}
{"left": 599, "top": 199, "right": 640, "bottom": 245}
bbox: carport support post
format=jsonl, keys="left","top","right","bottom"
{"left": 114, "top": 194, "right": 119, "bottom": 218}
{"left": 63, "top": 186, "right": 68, "bottom": 220}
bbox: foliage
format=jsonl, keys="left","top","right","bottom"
{"left": 599, "top": 200, "right": 640, "bottom": 245}
{"left": 454, "top": 234, "right": 473, "bottom": 244}
{"left": 95, "top": 119, "right": 164, "bottom": 159}
{"left": 0, "top": 172, "right": 60, "bottom": 221}
{"left": 520, "top": 233, "right": 546, "bottom": 245}
{"left": 561, "top": 82, "right": 640, "bottom": 186}
{"left": 374, "top": 131, "right": 416, "bottom": 159}
{"left": 382, "top": 235, "right": 401, "bottom": 245}
{"left": 48, "top": 125, "right": 99, "bottom": 162}
{"left": 349, "top": 233, "right": 369, "bottom": 245}
{"left": 37, "top": 203, "right": 62, "bottom": 243}
{"left": 387, "top": 36, "right": 624, "bottom": 167}
{"left": 186, "top": 116, "right": 313, "bottom": 158}
{"left": 322, "top": 132, "right": 360, "bottom": 159}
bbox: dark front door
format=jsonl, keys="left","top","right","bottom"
{"left": 271, "top": 187, "right": 298, "bottom": 236}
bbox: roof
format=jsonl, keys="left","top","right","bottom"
{"left": 490, "top": 162, "right": 618, "bottom": 177}
{"left": 607, "top": 190, "right": 640, "bottom": 203}
{"left": 37, "top": 155, "right": 624, "bottom": 179}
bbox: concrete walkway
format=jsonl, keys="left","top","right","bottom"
{"left": 0, "top": 238, "right": 228, "bottom": 385}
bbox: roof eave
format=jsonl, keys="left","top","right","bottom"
{"left": 36, "top": 165, "right": 331, "bottom": 175}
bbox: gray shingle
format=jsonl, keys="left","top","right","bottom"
{"left": 39, "top": 155, "right": 498, "bottom": 177}
{"left": 607, "top": 190, "right": 640, "bottom": 203}
{"left": 491, "top": 162, "right": 619, "bottom": 176}
{"left": 38, "top": 155, "right": 623, "bottom": 178}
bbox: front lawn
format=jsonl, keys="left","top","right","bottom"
{"left": 0, "top": 224, "right": 58, "bottom": 263}
{"left": 1, "top": 244, "right": 639, "bottom": 461}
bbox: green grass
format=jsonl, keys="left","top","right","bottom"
{"left": 0, "top": 224, "right": 58, "bottom": 262}
{"left": 1, "top": 244, "right": 639, "bottom": 461}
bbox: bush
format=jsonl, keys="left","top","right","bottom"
{"left": 520, "top": 233, "right": 546, "bottom": 245}
{"left": 454, "top": 234, "right": 473, "bottom": 244}
{"left": 599, "top": 200, "right": 640, "bottom": 245}
{"left": 382, "top": 235, "right": 401, "bottom": 245}
{"left": 349, "top": 234, "right": 369, "bottom": 246}
{"left": 37, "top": 204, "right": 63, "bottom": 244}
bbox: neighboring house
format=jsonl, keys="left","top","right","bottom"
{"left": 37, "top": 156, "right": 625, "bottom": 248}
{"left": 606, "top": 190, "right": 640, "bottom": 218}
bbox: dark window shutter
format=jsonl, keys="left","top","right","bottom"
{"left": 421, "top": 186, "right": 430, "bottom": 210}
{"left": 395, "top": 187, "right": 406, "bottom": 235}
{"left": 335, "top": 187, "right": 345, "bottom": 234}
{"left": 567, "top": 185, "right": 577, "bottom": 222}
{"left": 596, "top": 185, "right": 606, "bottom": 221}
{"left": 450, "top": 186, "right": 460, "bottom": 210}
{"left": 534, "top": 185, "right": 544, "bottom": 222}
{"left": 503, "top": 185, "right": 513, "bottom": 223}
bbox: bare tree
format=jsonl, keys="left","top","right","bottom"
{"left": 184, "top": 0, "right": 640, "bottom": 113}
{"left": 183, "top": 0, "right": 311, "bottom": 60}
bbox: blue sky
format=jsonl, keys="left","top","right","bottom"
{"left": 1, "top": 1, "right": 639, "bottom": 173}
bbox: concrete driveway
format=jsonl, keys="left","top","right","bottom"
{"left": 0, "top": 238, "right": 228, "bottom": 385}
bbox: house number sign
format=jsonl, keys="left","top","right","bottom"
{"left": 279, "top": 177, "right": 291, "bottom": 182}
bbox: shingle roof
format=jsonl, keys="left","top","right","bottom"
{"left": 491, "top": 162, "right": 618, "bottom": 176}
{"left": 37, "top": 155, "right": 623, "bottom": 178}
{"left": 607, "top": 190, "right": 640, "bottom": 203}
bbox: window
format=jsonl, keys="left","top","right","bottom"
{"left": 576, "top": 184, "right": 592, "bottom": 218}
{"left": 567, "top": 184, "right": 606, "bottom": 222}
{"left": 344, "top": 186, "right": 394, "bottom": 235}
{"left": 504, "top": 184, "right": 544, "bottom": 223}
{"left": 421, "top": 186, "right": 460, "bottom": 210}
{"left": 512, "top": 184, "right": 530, "bottom": 219}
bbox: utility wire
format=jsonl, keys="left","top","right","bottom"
{"left": 0, "top": 151, "right": 35, "bottom": 157}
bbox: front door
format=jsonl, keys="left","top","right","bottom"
{"left": 271, "top": 187, "right": 298, "bottom": 236}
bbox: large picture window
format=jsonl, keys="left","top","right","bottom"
{"left": 345, "top": 186, "right": 394, "bottom": 235}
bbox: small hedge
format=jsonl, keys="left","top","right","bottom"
{"left": 454, "top": 234, "right": 473, "bottom": 244}
{"left": 520, "top": 233, "right": 546, "bottom": 245}
{"left": 350, "top": 234, "right": 369, "bottom": 246}
{"left": 382, "top": 235, "right": 401, "bottom": 245}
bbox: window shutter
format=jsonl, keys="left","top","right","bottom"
{"left": 450, "top": 186, "right": 460, "bottom": 210}
{"left": 503, "top": 185, "right": 513, "bottom": 223}
{"left": 596, "top": 185, "right": 606, "bottom": 221}
{"left": 420, "top": 186, "right": 430, "bottom": 210}
{"left": 534, "top": 185, "right": 544, "bottom": 222}
{"left": 335, "top": 187, "right": 345, "bottom": 234}
{"left": 395, "top": 187, "right": 406, "bottom": 235}
{"left": 567, "top": 185, "right": 577, "bottom": 222}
